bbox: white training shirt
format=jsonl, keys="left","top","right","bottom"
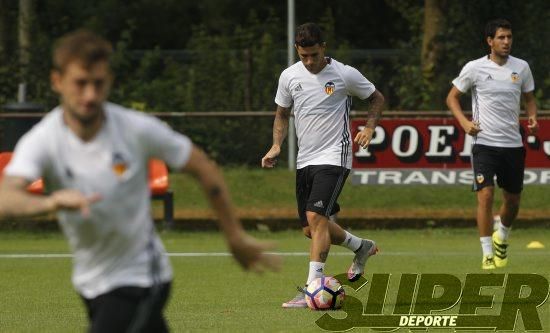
{"left": 452, "top": 55, "right": 535, "bottom": 147}
{"left": 5, "top": 102, "right": 192, "bottom": 298}
{"left": 275, "top": 58, "right": 376, "bottom": 169}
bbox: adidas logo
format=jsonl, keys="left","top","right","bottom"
{"left": 313, "top": 200, "right": 324, "bottom": 208}
{"left": 486, "top": 75, "right": 493, "bottom": 81}
{"left": 294, "top": 83, "right": 303, "bottom": 92}
{"left": 315, "top": 268, "right": 323, "bottom": 272}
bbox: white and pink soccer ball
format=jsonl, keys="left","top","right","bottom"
{"left": 305, "top": 276, "right": 345, "bottom": 310}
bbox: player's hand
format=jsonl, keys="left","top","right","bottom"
{"left": 462, "top": 121, "right": 482, "bottom": 136}
{"left": 354, "top": 127, "right": 374, "bottom": 149}
{"left": 527, "top": 116, "right": 539, "bottom": 135}
{"left": 228, "top": 233, "right": 282, "bottom": 274}
{"left": 261, "top": 145, "right": 281, "bottom": 168}
{"left": 49, "top": 189, "right": 102, "bottom": 218}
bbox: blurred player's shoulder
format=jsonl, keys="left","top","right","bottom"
{"left": 104, "top": 102, "right": 161, "bottom": 126}
{"left": 19, "top": 106, "right": 63, "bottom": 141}
{"left": 103, "top": 102, "right": 173, "bottom": 139}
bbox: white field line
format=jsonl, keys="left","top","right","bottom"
{"left": 0, "top": 251, "right": 548, "bottom": 259}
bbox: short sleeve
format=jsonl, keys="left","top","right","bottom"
{"left": 521, "top": 64, "right": 535, "bottom": 93}
{"left": 140, "top": 116, "right": 193, "bottom": 170}
{"left": 274, "top": 71, "right": 293, "bottom": 108}
{"left": 342, "top": 66, "right": 376, "bottom": 100}
{"left": 4, "top": 128, "right": 49, "bottom": 181}
{"left": 452, "top": 62, "right": 474, "bottom": 93}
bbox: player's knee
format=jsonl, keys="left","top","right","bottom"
{"left": 477, "top": 188, "right": 494, "bottom": 205}
{"left": 502, "top": 191, "right": 521, "bottom": 206}
{"left": 302, "top": 227, "right": 312, "bottom": 239}
{"left": 306, "top": 211, "right": 327, "bottom": 230}
{"left": 504, "top": 194, "right": 521, "bottom": 209}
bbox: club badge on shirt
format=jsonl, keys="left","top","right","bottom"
{"left": 510, "top": 72, "right": 519, "bottom": 83}
{"left": 112, "top": 152, "right": 129, "bottom": 177}
{"left": 324, "top": 81, "right": 335, "bottom": 95}
{"left": 476, "top": 173, "right": 485, "bottom": 184}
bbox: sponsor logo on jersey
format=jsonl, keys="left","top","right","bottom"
{"left": 511, "top": 72, "right": 520, "bottom": 83}
{"left": 324, "top": 81, "right": 335, "bottom": 95}
{"left": 294, "top": 83, "right": 303, "bottom": 92}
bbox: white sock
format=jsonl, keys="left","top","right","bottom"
{"left": 498, "top": 222, "right": 511, "bottom": 241}
{"left": 341, "top": 231, "right": 362, "bottom": 252}
{"left": 493, "top": 215, "right": 501, "bottom": 231}
{"left": 307, "top": 261, "right": 325, "bottom": 285}
{"left": 480, "top": 237, "right": 493, "bottom": 257}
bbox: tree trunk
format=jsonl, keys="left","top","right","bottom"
{"left": 0, "top": 0, "right": 8, "bottom": 62}
{"left": 18, "top": 0, "right": 32, "bottom": 76}
{"left": 421, "top": 0, "right": 445, "bottom": 81}
{"left": 243, "top": 48, "right": 252, "bottom": 111}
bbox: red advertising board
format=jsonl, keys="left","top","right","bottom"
{"left": 351, "top": 118, "right": 550, "bottom": 185}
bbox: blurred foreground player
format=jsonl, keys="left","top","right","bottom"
{"left": 446, "top": 19, "right": 538, "bottom": 269}
{"left": 261, "top": 23, "right": 384, "bottom": 308}
{"left": 0, "top": 30, "right": 280, "bottom": 332}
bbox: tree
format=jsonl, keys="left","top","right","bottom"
{"left": 421, "top": 0, "right": 445, "bottom": 83}
{"left": 0, "top": 0, "right": 8, "bottom": 63}
{"left": 18, "top": 0, "right": 33, "bottom": 80}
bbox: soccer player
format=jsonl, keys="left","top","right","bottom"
{"left": 261, "top": 23, "right": 384, "bottom": 308}
{"left": 446, "top": 19, "right": 538, "bottom": 269}
{"left": 0, "top": 30, "right": 280, "bottom": 332}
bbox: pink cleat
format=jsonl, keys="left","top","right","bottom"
{"left": 282, "top": 286, "right": 308, "bottom": 308}
{"left": 348, "top": 239, "right": 378, "bottom": 282}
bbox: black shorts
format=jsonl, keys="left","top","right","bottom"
{"left": 82, "top": 282, "right": 171, "bottom": 333}
{"left": 471, "top": 144, "right": 526, "bottom": 194}
{"left": 296, "top": 165, "right": 350, "bottom": 227}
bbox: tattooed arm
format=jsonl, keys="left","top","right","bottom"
{"left": 183, "top": 146, "right": 280, "bottom": 272}
{"left": 261, "top": 105, "right": 291, "bottom": 168}
{"left": 354, "top": 90, "right": 385, "bottom": 148}
{"left": 183, "top": 146, "right": 241, "bottom": 240}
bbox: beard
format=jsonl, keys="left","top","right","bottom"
{"left": 65, "top": 103, "right": 103, "bottom": 126}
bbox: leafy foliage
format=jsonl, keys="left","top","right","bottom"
{"left": 0, "top": 0, "right": 548, "bottom": 165}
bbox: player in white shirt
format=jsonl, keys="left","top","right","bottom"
{"left": 446, "top": 19, "right": 539, "bottom": 270}
{"left": 261, "top": 23, "right": 385, "bottom": 308}
{"left": 0, "top": 30, "right": 280, "bottom": 332}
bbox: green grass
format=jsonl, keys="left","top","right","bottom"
{"left": 0, "top": 229, "right": 549, "bottom": 332}
{"left": 169, "top": 168, "right": 550, "bottom": 211}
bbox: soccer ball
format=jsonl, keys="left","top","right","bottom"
{"left": 305, "top": 276, "right": 345, "bottom": 310}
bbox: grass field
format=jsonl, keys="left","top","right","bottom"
{"left": 1, "top": 229, "right": 549, "bottom": 332}
{"left": 166, "top": 169, "right": 550, "bottom": 219}
{"left": 169, "top": 169, "right": 550, "bottom": 210}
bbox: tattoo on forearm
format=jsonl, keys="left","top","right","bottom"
{"left": 319, "top": 251, "right": 329, "bottom": 262}
{"left": 366, "top": 94, "right": 383, "bottom": 130}
{"left": 208, "top": 186, "right": 222, "bottom": 198}
{"left": 366, "top": 104, "right": 382, "bottom": 129}
{"left": 273, "top": 108, "right": 290, "bottom": 145}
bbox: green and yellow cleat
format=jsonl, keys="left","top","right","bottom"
{"left": 482, "top": 255, "right": 497, "bottom": 270}
{"left": 492, "top": 231, "right": 508, "bottom": 267}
